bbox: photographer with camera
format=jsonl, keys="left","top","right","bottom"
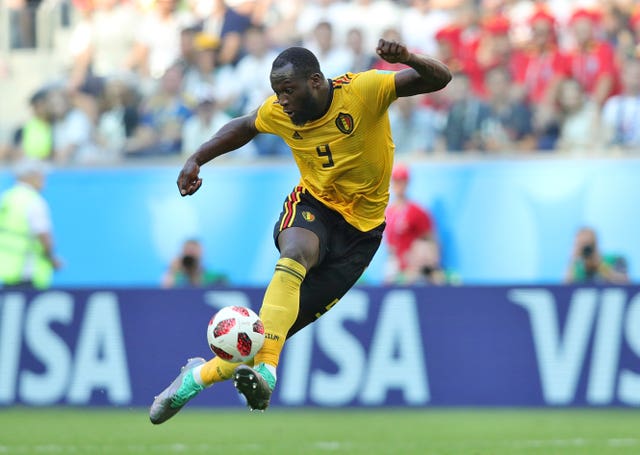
{"left": 162, "top": 238, "right": 228, "bottom": 288}
{"left": 399, "top": 237, "right": 460, "bottom": 286}
{"left": 564, "top": 227, "right": 629, "bottom": 284}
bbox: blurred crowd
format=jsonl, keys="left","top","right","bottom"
{"left": 2, "top": 0, "right": 640, "bottom": 165}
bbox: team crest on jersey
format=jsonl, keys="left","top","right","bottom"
{"left": 301, "top": 211, "right": 315, "bottom": 222}
{"left": 335, "top": 113, "right": 354, "bottom": 135}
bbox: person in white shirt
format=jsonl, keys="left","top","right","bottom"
{"left": 400, "top": 0, "right": 452, "bottom": 56}
{"left": 126, "top": 0, "right": 196, "bottom": 83}
{"left": 602, "top": 59, "right": 640, "bottom": 151}
{"left": 48, "top": 87, "right": 101, "bottom": 164}
{"left": 305, "top": 21, "right": 352, "bottom": 79}
{"left": 181, "top": 90, "right": 256, "bottom": 159}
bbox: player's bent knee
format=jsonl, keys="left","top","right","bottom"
{"left": 278, "top": 229, "right": 320, "bottom": 269}
{"left": 279, "top": 247, "right": 316, "bottom": 270}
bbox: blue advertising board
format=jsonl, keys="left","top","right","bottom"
{"left": 1, "top": 285, "right": 639, "bottom": 408}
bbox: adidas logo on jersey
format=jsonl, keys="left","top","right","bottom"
{"left": 292, "top": 131, "right": 303, "bottom": 139}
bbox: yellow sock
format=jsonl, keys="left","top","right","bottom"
{"left": 254, "top": 257, "right": 306, "bottom": 368}
{"left": 199, "top": 357, "right": 242, "bottom": 385}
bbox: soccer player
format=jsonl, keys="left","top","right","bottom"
{"left": 149, "top": 38, "right": 451, "bottom": 424}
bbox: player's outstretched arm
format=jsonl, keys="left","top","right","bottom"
{"left": 177, "top": 112, "right": 259, "bottom": 196}
{"left": 375, "top": 39, "right": 452, "bottom": 97}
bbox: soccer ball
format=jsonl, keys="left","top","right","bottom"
{"left": 207, "top": 306, "right": 265, "bottom": 363}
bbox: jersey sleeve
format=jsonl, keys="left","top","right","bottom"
{"left": 352, "top": 70, "right": 398, "bottom": 115}
{"left": 254, "top": 95, "right": 279, "bottom": 134}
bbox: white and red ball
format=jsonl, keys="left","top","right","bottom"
{"left": 207, "top": 306, "right": 265, "bottom": 362}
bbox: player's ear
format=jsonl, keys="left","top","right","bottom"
{"left": 309, "top": 73, "right": 324, "bottom": 88}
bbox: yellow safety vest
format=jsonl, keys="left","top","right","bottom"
{"left": 0, "top": 184, "right": 54, "bottom": 288}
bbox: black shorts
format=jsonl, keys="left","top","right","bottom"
{"left": 272, "top": 186, "right": 385, "bottom": 337}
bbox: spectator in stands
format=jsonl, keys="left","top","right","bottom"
{"left": 305, "top": 21, "right": 352, "bottom": 78}
{"left": 512, "top": 7, "right": 567, "bottom": 106}
{"left": 162, "top": 238, "right": 228, "bottom": 287}
{"left": 13, "top": 88, "right": 53, "bottom": 161}
{"left": 95, "top": 76, "right": 141, "bottom": 161}
{"left": 431, "top": 21, "right": 484, "bottom": 95}
{"left": 512, "top": 7, "right": 568, "bottom": 151}
{"left": 600, "top": 2, "right": 636, "bottom": 64}
{"left": 384, "top": 164, "right": 437, "bottom": 284}
{"left": 389, "top": 95, "right": 443, "bottom": 155}
{"left": 125, "top": 63, "right": 192, "bottom": 157}
{"left": 47, "top": 86, "right": 101, "bottom": 164}
{"left": 345, "top": 27, "right": 377, "bottom": 73}
{"left": 233, "top": 25, "right": 288, "bottom": 157}
{"left": 250, "top": 0, "right": 301, "bottom": 47}
{"left": 564, "top": 226, "right": 629, "bottom": 284}
{"left": 442, "top": 71, "right": 490, "bottom": 152}
{"left": 473, "top": 14, "right": 514, "bottom": 97}
{"left": 200, "top": 0, "right": 253, "bottom": 67}
{"left": 126, "top": 0, "right": 196, "bottom": 84}
{"left": 333, "top": 0, "right": 401, "bottom": 51}
{"left": 433, "top": 23, "right": 464, "bottom": 74}
{"left": 234, "top": 25, "right": 279, "bottom": 115}
{"left": 295, "top": 0, "right": 342, "bottom": 45}
{"left": 181, "top": 89, "right": 257, "bottom": 159}
{"left": 601, "top": 58, "right": 640, "bottom": 150}
{"left": 479, "top": 66, "right": 535, "bottom": 153}
{"left": 565, "top": 7, "right": 620, "bottom": 107}
{"left": 66, "top": 0, "right": 138, "bottom": 92}
{"left": 554, "top": 78, "right": 603, "bottom": 154}
{"left": 400, "top": 0, "right": 452, "bottom": 57}
{"left": 182, "top": 32, "right": 238, "bottom": 114}
{"left": 176, "top": 25, "right": 203, "bottom": 74}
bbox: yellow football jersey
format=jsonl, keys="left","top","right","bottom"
{"left": 254, "top": 70, "right": 397, "bottom": 232}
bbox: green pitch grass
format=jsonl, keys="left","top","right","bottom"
{"left": 0, "top": 407, "right": 638, "bottom": 454}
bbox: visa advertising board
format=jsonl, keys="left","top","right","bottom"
{"left": 1, "top": 285, "right": 639, "bottom": 408}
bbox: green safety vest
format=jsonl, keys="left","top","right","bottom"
{"left": 0, "top": 184, "right": 54, "bottom": 288}
{"left": 22, "top": 117, "right": 53, "bottom": 160}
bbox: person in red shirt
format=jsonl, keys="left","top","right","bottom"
{"left": 511, "top": 6, "right": 568, "bottom": 149}
{"left": 565, "top": 7, "right": 620, "bottom": 106}
{"left": 433, "top": 23, "right": 486, "bottom": 97}
{"left": 512, "top": 6, "right": 568, "bottom": 106}
{"left": 473, "top": 14, "right": 515, "bottom": 98}
{"left": 384, "top": 164, "right": 436, "bottom": 283}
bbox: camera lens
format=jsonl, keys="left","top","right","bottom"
{"left": 182, "top": 255, "right": 196, "bottom": 268}
{"left": 581, "top": 244, "right": 594, "bottom": 258}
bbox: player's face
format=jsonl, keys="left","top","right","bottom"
{"left": 271, "top": 64, "right": 324, "bottom": 126}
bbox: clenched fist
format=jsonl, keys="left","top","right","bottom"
{"left": 376, "top": 39, "right": 411, "bottom": 64}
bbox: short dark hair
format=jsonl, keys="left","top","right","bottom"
{"left": 272, "top": 47, "right": 323, "bottom": 79}
{"left": 30, "top": 87, "right": 49, "bottom": 106}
